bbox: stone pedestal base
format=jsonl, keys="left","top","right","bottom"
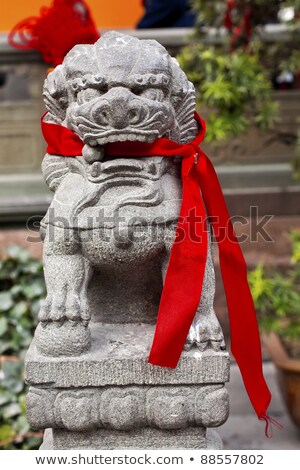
{"left": 26, "top": 323, "right": 230, "bottom": 450}
{"left": 41, "top": 428, "right": 224, "bottom": 450}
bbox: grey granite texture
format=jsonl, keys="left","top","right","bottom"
{"left": 26, "top": 31, "right": 230, "bottom": 450}
{"left": 36, "top": 30, "right": 224, "bottom": 356}
{"left": 40, "top": 363, "right": 300, "bottom": 451}
{"left": 26, "top": 323, "right": 230, "bottom": 387}
{"left": 44, "top": 428, "right": 207, "bottom": 450}
{"left": 41, "top": 428, "right": 223, "bottom": 450}
{"left": 26, "top": 323, "right": 229, "bottom": 448}
{"left": 26, "top": 384, "right": 229, "bottom": 431}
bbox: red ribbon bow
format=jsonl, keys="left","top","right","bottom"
{"left": 41, "top": 112, "right": 278, "bottom": 432}
{"left": 8, "top": 0, "right": 100, "bottom": 66}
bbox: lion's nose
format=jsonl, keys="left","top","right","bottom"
{"left": 92, "top": 96, "right": 143, "bottom": 129}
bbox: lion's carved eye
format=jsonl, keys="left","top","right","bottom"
{"left": 77, "top": 88, "right": 107, "bottom": 104}
{"left": 138, "top": 88, "right": 165, "bottom": 102}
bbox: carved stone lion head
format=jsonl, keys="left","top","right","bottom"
{"left": 43, "top": 31, "right": 197, "bottom": 151}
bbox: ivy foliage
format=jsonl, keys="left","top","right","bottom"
{"left": 0, "top": 246, "right": 45, "bottom": 449}
{"left": 0, "top": 359, "right": 43, "bottom": 449}
{"left": 0, "top": 245, "right": 45, "bottom": 356}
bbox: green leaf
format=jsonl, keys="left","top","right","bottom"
{"left": 23, "top": 260, "right": 43, "bottom": 274}
{"left": 25, "top": 436, "right": 43, "bottom": 449}
{"left": 0, "top": 341, "right": 14, "bottom": 354}
{"left": 11, "top": 301, "right": 28, "bottom": 319}
{"left": 30, "top": 299, "right": 42, "bottom": 319}
{"left": 22, "top": 281, "right": 45, "bottom": 300}
{"left": 19, "top": 394, "right": 27, "bottom": 415}
{"left": 202, "top": 78, "right": 236, "bottom": 106}
{"left": 6, "top": 246, "right": 30, "bottom": 262}
{"left": 2, "top": 403, "right": 22, "bottom": 419}
{"left": 14, "top": 415, "right": 30, "bottom": 434}
{"left": 0, "top": 292, "right": 14, "bottom": 311}
{"left": 1, "top": 360, "right": 24, "bottom": 394}
{"left": 0, "top": 424, "right": 15, "bottom": 442}
{"left": 10, "top": 285, "right": 23, "bottom": 298}
{"left": 0, "top": 317, "right": 8, "bottom": 336}
{"left": 0, "top": 391, "right": 12, "bottom": 407}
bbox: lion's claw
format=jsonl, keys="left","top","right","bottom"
{"left": 38, "top": 291, "right": 88, "bottom": 323}
{"left": 185, "top": 310, "right": 226, "bottom": 352}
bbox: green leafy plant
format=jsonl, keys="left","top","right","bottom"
{"left": 248, "top": 230, "right": 300, "bottom": 357}
{"left": 178, "top": 45, "right": 278, "bottom": 142}
{"left": 0, "top": 246, "right": 45, "bottom": 449}
{"left": 178, "top": 0, "right": 300, "bottom": 146}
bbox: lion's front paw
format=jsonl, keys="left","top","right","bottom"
{"left": 39, "top": 290, "right": 89, "bottom": 324}
{"left": 184, "top": 310, "right": 226, "bottom": 352}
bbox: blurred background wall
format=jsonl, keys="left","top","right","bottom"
{"left": 0, "top": 0, "right": 143, "bottom": 32}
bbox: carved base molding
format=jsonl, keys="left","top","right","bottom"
{"left": 41, "top": 427, "right": 224, "bottom": 450}
{"left": 27, "top": 384, "right": 229, "bottom": 432}
{"left": 26, "top": 323, "right": 230, "bottom": 449}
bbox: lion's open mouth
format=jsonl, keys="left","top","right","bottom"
{"left": 83, "top": 129, "right": 161, "bottom": 146}
{"left": 75, "top": 111, "right": 169, "bottom": 146}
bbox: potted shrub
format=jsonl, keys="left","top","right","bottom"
{"left": 248, "top": 230, "right": 300, "bottom": 428}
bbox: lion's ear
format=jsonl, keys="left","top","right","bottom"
{"left": 43, "top": 65, "right": 68, "bottom": 124}
{"left": 170, "top": 58, "right": 198, "bottom": 144}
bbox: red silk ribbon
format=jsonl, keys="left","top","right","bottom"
{"left": 8, "top": 0, "right": 100, "bottom": 66}
{"left": 224, "top": 0, "right": 252, "bottom": 51}
{"left": 41, "top": 112, "right": 276, "bottom": 429}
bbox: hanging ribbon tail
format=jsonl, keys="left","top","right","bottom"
{"left": 196, "top": 151, "right": 272, "bottom": 420}
{"left": 260, "top": 414, "right": 284, "bottom": 438}
{"left": 148, "top": 157, "right": 208, "bottom": 368}
{"left": 224, "top": 0, "right": 236, "bottom": 30}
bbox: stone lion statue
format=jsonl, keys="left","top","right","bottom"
{"left": 36, "top": 31, "right": 225, "bottom": 358}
